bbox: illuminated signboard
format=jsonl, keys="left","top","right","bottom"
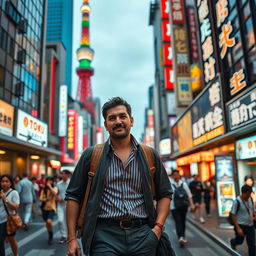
{"left": 173, "top": 27, "right": 192, "bottom": 106}
{"left": 67, "top": 109, "right": 78, "bottom": 160}
{"left": 236, "top": 135, "right": 256, "bottom": 160}
{"left": 161, "top": 20, "right": 171, "bottom": 42}
{"left": 160, "top": 0, "right": 170, "bottom": 19}
{"left": 16, "top": 109, "right": 48, "bottom": 147}
{"left": 170, "top": 0, "right": 185, "bottom": 24}
{"left": 163, "top": 44, "right": 173, "bottom": 66}
{"left": 192, "top": 78, "right": 225, "bottom": 146}
{"left": 0, "top": 100, "right": 14, "bottom": 136}
{"left": 164, "top": 67, "right": 174, "bottom": 90}
{"left": 227, "top": 87, "right": 256, "bottom": 131}
{"left": 58, "top": 85, "right": 68, "bottom": 137}
{"left": 196, "top": 0, "right": 217, "bottom": 86}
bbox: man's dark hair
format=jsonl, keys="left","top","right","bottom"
{"left": 171, "top": 169, "right": 179, "bottom": 175}
{"left": 102, "top": 97, "right": 132, "bottom": 120}
{"left": 22, "top": 173, "right": 28, "bottom": 177}
{"left": 241, "top": 184, "right": 253, "bottom": 194}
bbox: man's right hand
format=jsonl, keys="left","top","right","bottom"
{"left": 68, "top": 239, "right": 81, "bottom": 256}
{"left": 237, "top": 227, "right": 244, "bottom": 237}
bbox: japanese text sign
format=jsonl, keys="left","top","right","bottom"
{"left": 192, "top": 78, "right": 225, "bottom": 146}
{"left": 0, "top": 100, "right": 14, "bottom": 136}
{"left": 227, "top": 87, "right": 256, "bottom": 131}
{"left": 67, "top": 109, "right": 78, "bottom": 151}
{"left": 163, "top": 44, "right": 173, "bottom": 66}
{"left": 165, "top": 67, "right": 174, "bottom": 90}
{"left": 177, "top": 77, "right": 193, "bottom": 106}
{"left": 161, "top": 0, "right": 170, "bottom": 19}
{"left": 162, "top": 20, "right": 171, "bottom": 42}
{"left": 236, "top": 135, "right": 256, "bottom": 160}
{"left": 196, "top": 0, "right": 217, "bottom": 85}
{"left": 170, "top": 0, "right": 185, "bottom": 24}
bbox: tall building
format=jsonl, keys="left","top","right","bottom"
{"left": 46, "top": 0, "right": 73, "bottom": 95}
{"left": 0, "top": 0, "right": 60, "bottom": 176}
{"left": 76, "top": 0, "right": 95, "bottom": 119}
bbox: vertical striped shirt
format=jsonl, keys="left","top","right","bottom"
{"left": 98, "top": 137, "right": 147, "bottom": 219}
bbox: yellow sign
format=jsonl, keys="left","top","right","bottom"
{"left": 0, "top": 100, "right": 14, "bottom": 136}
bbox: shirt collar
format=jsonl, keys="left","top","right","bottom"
{"left": 107, "top": 134, "right": 138, "bottom": 154}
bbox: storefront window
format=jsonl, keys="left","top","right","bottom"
{"left": 247, "top": 47, "right": 256, "bottom": 82}
{"left": 241, "top": 2, "right": 251, "bottom": 22}
{"left": 229, "top": 8, "right": 239, "bottom": 32}
{"left": 244, "top": 18, "right": 255, "bottom": 50}
{"left": 231, "top": 31, "right": 243, "bottom": 63}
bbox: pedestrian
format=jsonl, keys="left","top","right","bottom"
{"left": 244, "top": 175, "right": 256, "bottom": 207}
{"left": 31, "top": 177, "right": 40, "bottom": 219}
{"left": 0, "top": 175, "right": 20, "bottom": 256}
{"left": 189, "top": 175, "right": 205, "bottom": 223}
{"left": 203, "top": 181, "right": 212, "bottom": 217}
{"left": 37, "top": 174, "right": 46, "bottom": 197}
{"left": 17, "top": 173, "right": 35, "bottom": 230}
{"left": 14, "top": 175, "right": 21, "bottom": 189}
{"left": 169, "top": 170, "right": 195, "bottom": 247}
{"left": 40, "top": 176, "right": 58, "bottom": 245}
{"left": 230, "top": 185, "right": 256, "bottom": 256}
{"left": 65, "top": 97, "right": 172, "bottom": 256}
{"left": 57, "top": 170, "right": 71, "bottom": 244}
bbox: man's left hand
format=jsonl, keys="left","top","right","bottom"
{"left": 151, "top": 226, "right": 162, "bottom": 240}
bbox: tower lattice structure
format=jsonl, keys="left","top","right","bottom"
{"left": 76, "top": 0, "right": 94, "bottom": 119}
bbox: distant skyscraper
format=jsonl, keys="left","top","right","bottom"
{"left": 76, "top": 0, "right": 95, "bottom": 119}
{"left": 46, "top": 0, "right": 73, "bottom": 95}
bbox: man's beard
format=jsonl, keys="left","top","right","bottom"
{"left": 110, "top": 124, "right": 130, "bottom": 139}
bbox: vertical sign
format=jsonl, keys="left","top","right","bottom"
{"left": 173, "top": 27, "right": 192, "bottom": 106}
{"left": 170, "top": 0, "right": 185, "bottom": 24}
{"left": 77, "top": 116, "right": 84, "bottom": 154}
{"left": 0, "top": 100, "right": 14, "bottom": 136}
{"left": 67, "top": 109, "right": 78, "bottom": 160}
{"left": 58, "top": 85, "right": 68, "bottom": 137}
{"left": 196, "top": 0, "right": 217, "bottom": 86}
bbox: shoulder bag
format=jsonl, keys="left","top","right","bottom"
{"left": 2, "top": 190, "right": 22, "bottom": 235}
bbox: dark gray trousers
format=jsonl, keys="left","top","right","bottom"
{"left": 90, "top": 222, "right": 158, "bottom": 256}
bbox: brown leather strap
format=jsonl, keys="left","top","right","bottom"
{"left": 140, "top": 144, "right": 156, "bottom": 199}
{"left": 76, "top": 144, "right": 104, "bottom": 238}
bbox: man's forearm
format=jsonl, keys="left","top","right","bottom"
{"left": 66, "top": 200, "right": 80, "bottom": 239}
{"left": 155, "top": 197, "right": 171, "bottom": 225}
{"left": 231, "top": 214, "right": 240, "bottom": 230}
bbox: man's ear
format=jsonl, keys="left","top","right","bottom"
{"left": 104, "top": 121, "right": 108, "bottom": 131}
{"left": 131, "top": 117, "right": 134, "bottom": 127}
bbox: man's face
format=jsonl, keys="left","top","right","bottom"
{"left": 172, "top": 172, "right": 180, "bottom": 182}
{"left": 104, "top": 105, "right": 134, "bottom": 139}
{"left": 60, "top": 172, "right": 69, "bottom": 181}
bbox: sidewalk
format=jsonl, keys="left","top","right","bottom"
{"left": 187, "top": 200, "right": 247, "bottom": 256}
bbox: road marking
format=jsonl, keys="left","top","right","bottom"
{"left": 25, "top": 249, "right": 56, "bottom": 256}
{"left": 5, "top": 221, "right": 58, "bottom": 255}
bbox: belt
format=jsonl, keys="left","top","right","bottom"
{"left": 98, "top": 218, "right": 148, "bottom": 229}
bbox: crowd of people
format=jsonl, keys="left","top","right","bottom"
{"left": 0, "top": 170, "right": 71, "bottom": 256}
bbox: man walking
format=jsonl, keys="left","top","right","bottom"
{"left": 57, "top": 169, "right": 71, "bottom": 244}
{"left": 230, "top": 185, "right": 256, "bottom": 256}
{"left": 65, "top": 97, "right": 172, "bottom": 256}
{"left": 17, "top": 173, "right": 35, "bottom": 230}
{"left": 169, "top": 170, "right": 194, "bottom": 247}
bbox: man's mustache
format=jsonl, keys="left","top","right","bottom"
{"left": 113, "top": 124, "right": 125, "bottom": 130}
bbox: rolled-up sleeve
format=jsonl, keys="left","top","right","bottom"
{"left": 65, "top": 147, "right": 93, "bottom": 203}
{"left": 153, "top": 150, "right": 173, "bottom": 201}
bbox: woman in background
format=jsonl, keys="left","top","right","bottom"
{"left": 244, "top": 175, "right": 256, "bottom": 207}
{"left": 0, "top": 175, "right": 20, "bottom": 256}
{"left": 40, "top": 177, "right": 58, "bottom": 245}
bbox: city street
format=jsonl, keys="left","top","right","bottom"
{"left": 5, "top": 214, "right": 235, "bottom": 256}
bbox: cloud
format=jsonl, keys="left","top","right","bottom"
{"left": 73, "top": 0, "right": 154, "bottom": 140}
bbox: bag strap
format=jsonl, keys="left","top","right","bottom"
{"left": 76, "top": 144, "right": 104, "bottom": 238}
{"left": 2, "top": 190, "right": 13, "bottom": 216}
{"left": 140, "top": 144, "right": 156, "bottom": 199}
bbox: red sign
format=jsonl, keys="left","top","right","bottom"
{"left": 171, "top": 0, "right": 185, "bottom": 24}
{"left": 163, "top": 44, "right": 173, "bottom": 66}
{"left": 162, "top": 20, "right": 171, "bottom": 42}
{"left": 187, "top": 7, "right": 200, "bottom": 61}
{"left": 165, "top": 67, "right": 174, "bottom": 90}
{"left": 161, "top": 0, "right": 170, "bottom": 19}
{"left": 67, "top": 109, "right": 78, "bottom": 160}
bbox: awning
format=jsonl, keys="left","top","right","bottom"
{"left": 49, "top": 160, "right": 61, "bottom": 169}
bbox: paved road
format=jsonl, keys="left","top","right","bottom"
{"left": 5, "top": 214, "right": 234, "bottom": 256}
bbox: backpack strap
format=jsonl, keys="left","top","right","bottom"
{"left": 76, "top": 144, "right": 104, "bottom": 238}
{"left": 140, "top": 144, "right": 156, "bottom": 199}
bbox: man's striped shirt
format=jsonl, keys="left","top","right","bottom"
{"left": 98, "top": 137, "right": 147, "bottom": 219}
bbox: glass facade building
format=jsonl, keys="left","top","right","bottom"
{"left": 0, "top": 0, "right": 46, "bottom": 117}
{"left": 46, "top": 0, "right": 73, "bottom": 95}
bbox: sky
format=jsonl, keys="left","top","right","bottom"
{"left": 72, "top": 0, "right": 154, "bottom": 140}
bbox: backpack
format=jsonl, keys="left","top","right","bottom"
{"left": 173, "top": 183, "right": 189, "bottom": 209}
{"left": 76, "top": 143, "right": 156, "bottom": 238}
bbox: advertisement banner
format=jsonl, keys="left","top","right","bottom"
{"left": 236, "top": 135, "right": 256, "bottom": 160}
{"left": 161, "top": 20, "right": 171, "bottom": 42}
{"left": 16, "top": 109, "right": 48, "bottom": 147}
{"left": 0, "top": 100, "right": 14, "bottom": 136}
{"left": 163, "top": 44, "right": 173, "bottom": 66}
{"left": 227, "top": 87, "right": 256, "bottom": 131}
{"left": 164, "top": 67, "right": 174, "bottom": 90}
{"left": 58, "top": 85, "right": 68, "bottom": 137}
{"left": 191, "top": 78, "right": 225, "bottom": 146}
{"left": 215, "top": 155, "right": 234, "bottom": 181}
{"left": 160, "top": 0, "right": 170, "bottom": 20}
